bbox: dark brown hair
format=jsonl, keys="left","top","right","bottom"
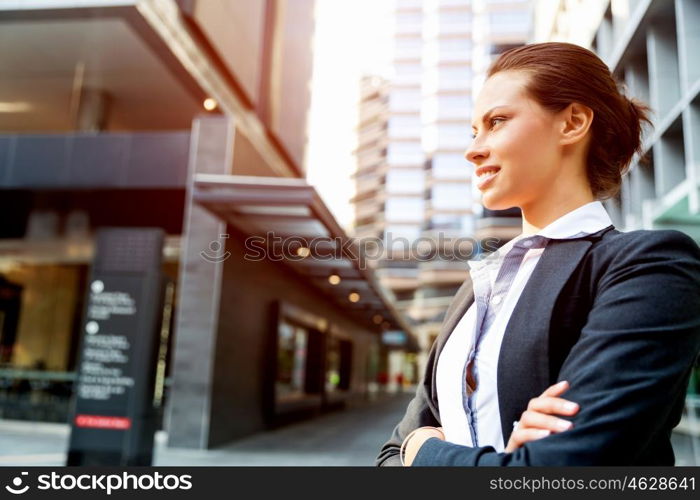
{"left": 487, "top": 42, "right": 651, "bottom": 200}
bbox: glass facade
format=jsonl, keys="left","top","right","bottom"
{"left": 385, "top": 197, "right": 425, "bottom": 221}
{"left": 387, "top": 116, "right": 422, "bottom": 139}
{"left": 489, "top": 10, "right": 532, "bottom": 36}
{"left": 435, "top": 123, "right": 470, "bottom": 149}
{"left": 276, "top": 320, "right": 309, "bottom": 401}
{"left": 384, "top": 224, "right": 422, "bottom": 243}
{"left": 393, "top": 63, "right": 423, "bottom": 86}
{"left": 386, "top": 142, "right": 424, "bottom": 165}
{"left": 432, "top": 153, "right": 471, "bottom": 179}
{"left": 435, "top": 95, "right": 472, "bottom": 120}
{"left": 386, "top": 169, "right": 425, "bottom": 193}
{"left": 431, "top": 184, "right": 472, "bottom": 210}
{"left": 388, "top": 88, "right": 422, "bottom": 113}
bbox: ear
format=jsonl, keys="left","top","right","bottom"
{"left": 559, "top": 102, "right": 593, "bottom": 146}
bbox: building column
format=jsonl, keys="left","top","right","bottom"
{"left": 165, "top": 115, "right": 234, "bottom": 449}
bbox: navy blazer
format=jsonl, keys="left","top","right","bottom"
{"left": 376, "top": 225, "right": 700, "bottom": 466}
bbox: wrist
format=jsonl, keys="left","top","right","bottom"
{"left": 400, "top": 427, "right": 444, "bottom": 466}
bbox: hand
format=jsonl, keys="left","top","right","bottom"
{"left": 505, "top": 380, "right": 579, "bottom": 453}
{"left": 403, "top": 426, "right": 444, "bottom": 466}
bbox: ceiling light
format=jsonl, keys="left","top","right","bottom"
{"left": 0, "top": 102, "right": 32, "bottom": 113}
{"left": 372, "top": 314, "right": 383, "bottom": 325}
{"left": 203, "top": 98, "right": 218, "bottom": 111}
{"left": 348, "top": 291, "right": 361, "bottom": 303}
{"left": 296, "top": 247, "right": 310, "bottom": 258}
{"left": 328, "top": 273, "right": 341, "bottom": 285}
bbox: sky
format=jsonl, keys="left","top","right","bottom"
{"left": 305, "top": 0, "right": 394, "bottom": 231}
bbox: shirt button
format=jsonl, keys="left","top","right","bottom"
{"left": 492, "top": 295, "right": 502, "bottom": 305}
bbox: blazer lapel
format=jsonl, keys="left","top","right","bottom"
{"left": 496, "top": 234, "right": 603, "bottom": 447}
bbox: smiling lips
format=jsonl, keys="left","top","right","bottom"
{"left": 475, "top": 166, "right": 501, "bottom": 190}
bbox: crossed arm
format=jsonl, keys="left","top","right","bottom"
{"left": 377, "top": 230, "right": 700, "bottom": 466}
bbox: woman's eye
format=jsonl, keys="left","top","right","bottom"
{"left": 490, "top": 117, "right": 506, "bottom": 128}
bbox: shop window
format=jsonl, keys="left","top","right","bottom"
{"left": 339, "top": 340, "right": 352, "bottom": 391}
{"left": 325, "top": 337, "right": 353, "bottom": 393}
{"left": 276, "top": 319, "right": 323, "bottom": 401}
{"left": 273, "top": 302, "right": 328, "bottom": 416}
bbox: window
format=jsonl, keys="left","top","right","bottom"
{"left": 430, "top": 214, "right": 474, "bottom": 232}
{"left": 326, "top": 337, "right": 353, "bottom": 393}
{"left": 386, "top": 169, "right": 425, "bottom": 193}
{"left": 326, "top": 336, "right": 340, "bottom": 393}
{"left": 436, "top": 95, "right": 472, "bottom": 120}
{"left": 393, "top": 63, "right": 422, "bottom": 85}
{"left": 436, "top": 124, "right": 470, "bottom": 149}
{"left": 276, "top": 320, "right": 309, "bottom": 400}
{"left": 387, "top": 142, "right": 424, "bottom": 165}
{"left": 439, "top": 11, "right": 472, "bottom": 28}
{"left": 394, "top": 37, "right": 422, "bottom": 58}
{"left": 489, "top": 10, "right": 531, "bottom": 35}
{"left": 389, "top": 89, "right": 421, "bottom": 112}
{"left": 388, "top": 116, "right": 422, "bottom": 138}
{"left": 431, "top": 183, "right": 471, "bottom": 210}
{"left": 396, "top": 12, "right": 422, "bottom": 26}
{"left": 439, "top": 38, "right": 473, "bottom": 61}
{"left": 438, "top": 66, "right": 472, "bottom": 84}
{"left": 384, "top": 224, "right": 421, "bottom": 243}
{"left": 386, "top": 197, "right": 425, "bottom": 221}
{"left": 432, "top": 153, "right": 470, "bottom": 179}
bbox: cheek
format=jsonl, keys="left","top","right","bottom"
{"left": 497, "top": 122, "right": 557, "bottom": 176}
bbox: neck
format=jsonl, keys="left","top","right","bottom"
{"left": 520, "top": 181, "right": 595, "bottom": 236}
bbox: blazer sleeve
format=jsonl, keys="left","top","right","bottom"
{"left": 375, "top": 338, "right": 442, "bottom": 466}
{"left": 412, "top": 229, "right": 700, "bottom": 466}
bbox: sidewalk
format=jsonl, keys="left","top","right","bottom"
{"left": 0, "top": 390, "right": 416, "bottom": 467}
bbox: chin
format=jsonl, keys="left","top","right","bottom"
{"left": 480, "top": 192, "right": 517, "bottom": 211}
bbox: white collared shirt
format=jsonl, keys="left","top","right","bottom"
{"left": 436, "top": 201, "right": 613, "bottom": 451}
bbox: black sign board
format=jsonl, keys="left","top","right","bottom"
{"left": 67, "top": 227, "right": 164, "bottom": 466}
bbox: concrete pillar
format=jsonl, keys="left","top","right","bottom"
{"left": 165, "top": 115, "right": 234, "bottom": 448}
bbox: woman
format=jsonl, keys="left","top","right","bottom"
{"left": 376, "top": 42, "right": 700, "bottom": 466}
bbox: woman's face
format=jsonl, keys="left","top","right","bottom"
{"left": 467, "top": 70, "right": 563, "bottom": 211}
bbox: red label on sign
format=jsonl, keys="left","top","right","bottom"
{"left": 75, "top": 415, "right": 131, "bottom": 430}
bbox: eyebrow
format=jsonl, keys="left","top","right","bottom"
{"left": 471, "top": 106, "right": 510, "bottom": 131}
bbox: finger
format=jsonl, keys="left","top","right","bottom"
{"left": 541, "top": 380, "right": 569, "bottom": 397}
{"left": 527, "top": 396, "right": 579, "bottom": 415}
{"left": 508, "top": 428, "right": 551, "bottom": 451}
{"left": 519, "top": 410, "right": 573, "bottom": 433}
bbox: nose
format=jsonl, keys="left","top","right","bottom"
{"left": 465, "top": 136, "right": 489, "bottom": 165}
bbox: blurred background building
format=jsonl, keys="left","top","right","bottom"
{"left": 0, "top": 0, "right": 418, "bottom": 451}
{"left": 352, "top": 0, "right": 534, "bottom": 380}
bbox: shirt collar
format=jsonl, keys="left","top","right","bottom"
{"left": 467, "top": 201, "right": 613, "bottom": 270}
{"left": 533, "top": 200, "right": 613, "bottom": 240}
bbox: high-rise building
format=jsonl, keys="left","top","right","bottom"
{"left": 470, "top": 0, "right": 534, "bottom": 244}
{"left": 353, "top": 0, "right": 535, "bottom": 376}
